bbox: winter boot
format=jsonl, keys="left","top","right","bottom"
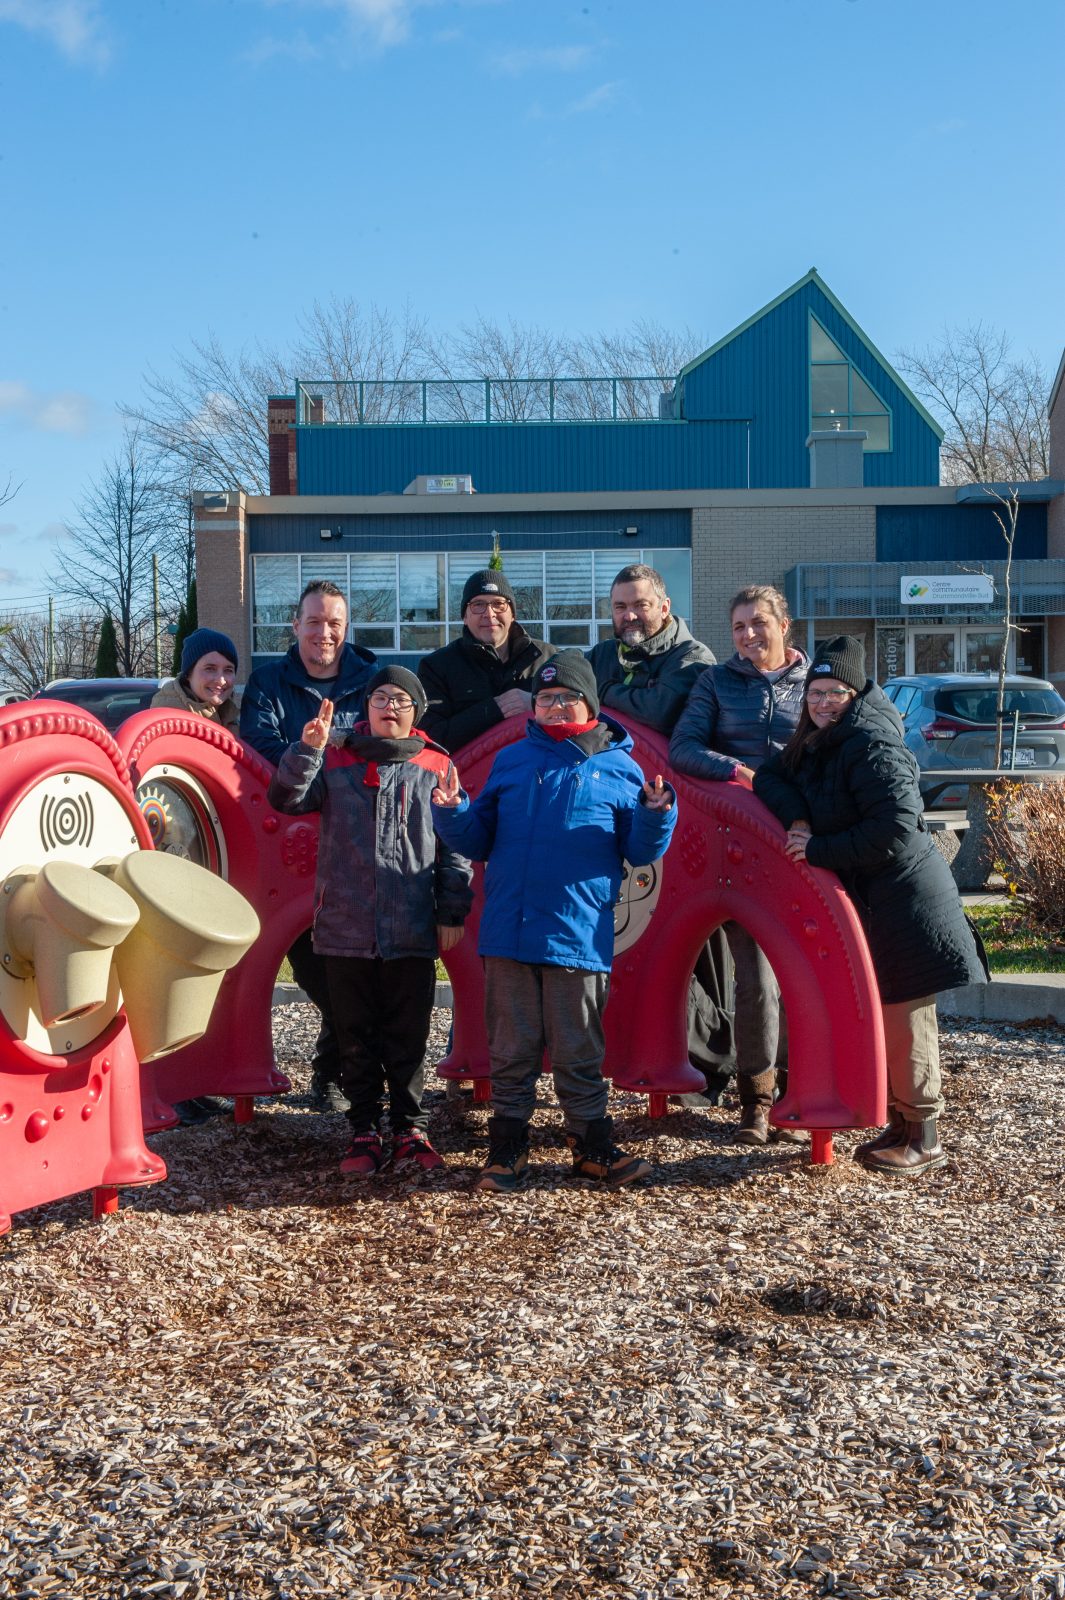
{"left": 476, "top": 1117, "right": 530, "bottom": 1193}
{"left": 734, "top": 1070, "right": 776, "bottom": 1145}
{"left": 854, "top": 1108, "right": 907, "bottom": 1163}
{"left": 566, "top": 1116, "right": 651, "bottom": 1187}
{"left": 861, "top": 1118, "right": 946, "bottom": 1177}
{"left": 310, "top": 1070, "right": 350, "bottom": 1115}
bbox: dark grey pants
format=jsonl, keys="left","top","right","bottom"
{"left": 725, "top": 922, "right": 786, "bottom": 1079}
{"left": 484, "top": 957, "right": 610, "bottom": 1136}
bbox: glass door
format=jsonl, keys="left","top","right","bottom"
{"left": 961, "top": 629, "right": 1005, "bottom": 674}
{"left": 909, "top": 628, "right": 957, "bottom": 674}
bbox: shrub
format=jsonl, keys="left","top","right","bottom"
{"left": 986, "top": 780, "right": 1065, "bottom": 932}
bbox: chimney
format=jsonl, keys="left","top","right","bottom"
{"left": 806, "top": 428, "right": 867, "bottom": 488}
{"left": 268, "top": 396, "right": 297, "bottom": 495}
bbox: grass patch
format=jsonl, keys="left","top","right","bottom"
{"left": 966, "top": 903, "right": 1065, "bottom": 975}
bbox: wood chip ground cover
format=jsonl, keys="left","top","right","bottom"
{"left": 1, "top": 1007, "right": 1063, "bottom": 1600}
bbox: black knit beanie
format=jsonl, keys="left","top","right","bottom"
{"left": 531, "top": 651, "right": 600, "bottom": 718}
{"left": 806, "top": 635, "right": 867, "bottom": 695}
{"left": 365, "top": 665, "right": 427, "bottom": 721}
{"left": 461, "top": 569, "right": 516, "bottom": 613}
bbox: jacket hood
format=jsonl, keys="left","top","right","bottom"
{"left": 281, "top": 639, "right": 377, "bottom": 692}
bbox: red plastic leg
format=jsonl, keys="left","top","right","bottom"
{"left": 472, "top": 1078, "right": 492, "bottom": 1104}
{"left": 93, "top": 1186, "right": 119, "bottom": 1219}
{"left": 233, "top": 1095, "right": 255, "bottom": 1124}
{"left": 810, "top": 1131, "right": 834, "bottom": 1166}
{"left": 647, "top": 1092, "right": 669, "bottom": 1119}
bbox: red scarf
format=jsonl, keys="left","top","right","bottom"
{"left": 542, "top": 719, "right": 600, "bottom": 741}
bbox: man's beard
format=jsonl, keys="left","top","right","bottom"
{"left": 615, "top": 623, "right": 649, "bottom": 646}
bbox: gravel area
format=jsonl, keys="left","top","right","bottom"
{"left": 2, "top": 1005, "right": 1063, "bottom": 1600}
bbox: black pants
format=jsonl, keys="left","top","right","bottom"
{"left": 324, "top": 954, "right": 436, "bottom": 1135}
{"left": 288, "top": 929, "right": 341, "bottom": 1086}
{"left": 687, "top": 926, "right": 737, "bottom": 1083}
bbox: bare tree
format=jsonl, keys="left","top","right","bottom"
{"left": 984, "top": 484, "right": 1025, "bottom": 766}
{"left": 896, "top": 325, "right": 1050, "bottom": 484}
{"left": 567, "top": 319, "right": 706, "bottom": 418}
{"left": 294, "top": 296, "right": 431, "bottom": 423}
{"left": 0, "top": 474, "right": 21, "bottom": 508}
{"left": 53, "top": 428, "right": 175, "bottom": 676}
{"left": 0, "top": 610, "right": 99, "bottom": 693}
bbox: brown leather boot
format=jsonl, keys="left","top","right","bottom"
{"left": 862, "top": 1118, "right": 945, "bottom": 1176}
{"left": 855, "top": 1108, "right": 906, "bottom": 1163}
{"left": 734, "top": 1070, "right": 775, "bottom": 1145}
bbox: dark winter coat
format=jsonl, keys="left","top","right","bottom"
{"left": 753, "top": 683, "right": 987, "bottom": 1005}
{"left": 418, "top": 623, "right": 555, "bottom": 753}
{"left": 431, "top": 715, "right": 677, "bottom": 973}
{"left": 669, "top": 649, "right": 810, "bottom": 779}
{"left": 267, "top": 724, "right": 472, "bottom": 961}
{"left": 239, "top": 641, "right": 377, "bottom": 768}
{"left": 586, "top": 617, "right": 715, "bottom": 734}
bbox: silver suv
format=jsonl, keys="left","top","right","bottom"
{"left": 881, "top": 673, "right": 1065, "bottom": 808}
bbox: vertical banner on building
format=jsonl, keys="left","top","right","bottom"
{"left": 876, "top": 625, "right": 906, "bottom": 684}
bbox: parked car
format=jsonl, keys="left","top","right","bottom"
{"left": 33, "top": 678, "right": 162, "bottom": 733}
{"left": 881, "top": 673, "right": 1065, "bottom": 807}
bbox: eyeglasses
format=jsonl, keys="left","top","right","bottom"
{"left": 368, "top": 692, "right": 415, "bottom": 711}
{"left": 534, "top": 692, "right": 583, "bottom": 710}
{"left": 807, "top": 688, "right": 853, "bottom": 704}
{"left": 467, "top": 600, "right": 511, "bottom": 616}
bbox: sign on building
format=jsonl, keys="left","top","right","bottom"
{"left": 900, "top": 574, "right": 994, "bottom": 606}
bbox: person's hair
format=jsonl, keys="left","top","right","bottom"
{"left": 780, "top": 702, "right": 822, "bottom": 774}
{"left": 611, "top": 564, "right": 667, "bottom": 602}
{"left": 728, "top": 583, "right": 790, "bottom": 631}
{"left": 295, "top": 579, "right": 346, "bottom": 618}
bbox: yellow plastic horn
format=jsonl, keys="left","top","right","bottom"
{"left": 2, "top": 860, "right": 141, "bottom": 1027}
{"left": 98, "top": 852, "right": 260, "bottom": 1063}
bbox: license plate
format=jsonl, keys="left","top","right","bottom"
{"left": 1006, "top": 748, "right": 1036, "bottom": 767}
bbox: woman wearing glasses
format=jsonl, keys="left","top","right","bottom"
{"left": 754, "top": 636, "right": 987, "bottom": 1176}
{"left": 268, "top": 666, "right": 473, "bottom": 1178}
{"left": 669, "top": 585, "right": 809, "bottom": 1145}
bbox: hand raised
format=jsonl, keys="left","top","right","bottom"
{"left": 432, "top": 762, "right": 463, "bottom": 808}
{"left": 302, "top": 698, "right": 334, "bottom": 750}
{"left": 642, "top": 774, "right": 673, "bottom": 811}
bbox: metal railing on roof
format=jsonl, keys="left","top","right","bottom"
{"left": 295, "top": 376, "right": 675, "bottom": 426}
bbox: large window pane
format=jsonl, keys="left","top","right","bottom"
{"left": 861, "top": 415, "right": 890, "bottom": 451}
{"left": 351, "top": 553, "right": 397, "bottom": 623}
{"left": 810, "top": 364, "right": 849, "bottom": 415}
{"left": 447, "top": 552, "right": 492, "bottom": 621}
{"left": 253, "top": 556, "right": 299, "bottom": 654}
{"left": 501, "top": 552, "right": 545, "bottom": 625}
{"left": 300, "top": 554, "right": 348, "bottom": 591}
{"left": 649, "top": 549, "right": 692, "bottom": 623}
{"left": 549, "top": 623, "right": 593, "bottom": 647}
{"left": 546, "top": 551, "right": 592, "bottom": 621}
{"left": 851, "top": 371, "right": 887, "bottom": 416}
{"left": 357, "top": 625, "right": 396, "bottom": 650}
{"left": 254, "top": 625, "right": 294, "bottom": 655}
{"left": 810, "top": 320, "right": 845, "bottom": 362}
{"left": 400, "top": 623, "right": 446, "bottom": 653}
{"left": 399, "top": 553, "right": 444, "bottom": 620}
{"left": 594, "top": 550, "right": 624, "bottom": 618}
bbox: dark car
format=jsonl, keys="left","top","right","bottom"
{"left": 881, "top": 672, "right": 1065, "bottom": 807}
{"left": 33, "top": 678, "right": 163, "bottom": 733}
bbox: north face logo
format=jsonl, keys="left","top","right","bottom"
{"left": 482, "top": 583, "right": 500, "bottom": 593}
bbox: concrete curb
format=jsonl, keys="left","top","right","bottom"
{"left": 274, "top": 977, "right": 1064, "bottom": 1026}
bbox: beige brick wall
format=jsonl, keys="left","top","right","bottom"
{"left": 194, "top": 496, "right": 250, "bottom": 666}
{"left": 691, "top": 504, "right": 876, "bottom": 660}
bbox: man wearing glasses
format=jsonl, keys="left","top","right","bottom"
{"left": 418, "top": 570, "right": 555, "bottom": 754}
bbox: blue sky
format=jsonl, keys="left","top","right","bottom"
{"left": 1, "top": 0, "right": 1062, "bottom": 609}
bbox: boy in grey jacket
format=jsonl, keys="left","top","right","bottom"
{"left": 268, "top": 667, "right": 472, "bottom": 1177}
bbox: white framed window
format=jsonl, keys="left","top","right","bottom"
{"left": 809, "top": 314, "right": 892, "bottom": 452}
{"left": 251, "top": 547, "right": 693, "bottom": 655}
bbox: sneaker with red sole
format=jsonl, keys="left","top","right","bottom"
{"left": 340, "top": 1131, "right": 385, "bottom": 1177}
{"left": 392, "top": 1129, "right": 445, "bottom": 1172}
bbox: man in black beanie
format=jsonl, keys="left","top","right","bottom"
{"left": 418, "top": 569, "right": 555, "bottom": 753}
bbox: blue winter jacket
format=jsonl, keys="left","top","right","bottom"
{"left": 431, "top": 714, "right": 677, "bottom": 973}
{"left": 239, "top": 641, "right": 377, "bottom": 768}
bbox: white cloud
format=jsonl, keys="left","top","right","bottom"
{"left": 253, "top": 0, "right": 423, "bottom": 52}
{"left": 0, "top": 566, "right": 21, "bottom": 585}
{"left": 566, "top": 79, "right": 620, "bottom": 115}
{"left": 0, "top": 381, "right": 94, "bottom": 435}
{"left": 0, "top": 523, "right": 18, "bottom": 540}
{"left": 491, "top": 43, "right": 593, "bottom": 76}
{"left": 0, "top": 0, "right": 110, "bottom": 68}
{"left": 243, "top": 29, "right": 322, "bottom": 66}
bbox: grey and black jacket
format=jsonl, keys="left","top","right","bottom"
{"left": 586, "top": 617, "right": 715, "bottom": 735}
{"left": 267, "top": 724, "right": 472, "bottom": 961}
{"left": 669, "top": 650, "right": 809, "bottom": 779}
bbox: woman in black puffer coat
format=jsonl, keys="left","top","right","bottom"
{"left": 754, "top": 636, "right": 987, "bottom": 1176}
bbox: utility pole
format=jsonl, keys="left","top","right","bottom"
{"left": 152, "top": 554, "right": 161, "bottom": 678}
{"left": 46, "top": 596, "right": 55, "bottom": 684}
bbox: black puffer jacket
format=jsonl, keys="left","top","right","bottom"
{"left": 670, "top": 649, "right": 809, "bottom": 779}
{"left": 753, "top": 682, "right": 987, "bottom": 1005}
{"left": 418, "top": 624, "right": 555, "bottom": 753}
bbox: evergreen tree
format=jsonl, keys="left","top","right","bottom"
{"left": 95, "top": 612, "right": 119, "bottom": 677}
{"left": 488, "top": 533, "right": 503, "bottom": 572}
{"left": 171, "top": 580, "right": 197, "bottom": 675}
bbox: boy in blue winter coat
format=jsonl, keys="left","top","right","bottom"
{"left": 431, "top": 651, "right": 677, "bottom": 1191}
{"left": 268, "top": 666, "right": 472, "bottom": 1177}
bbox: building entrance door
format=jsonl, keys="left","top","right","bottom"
{"left": 906, "top": 626, "right": 1008, "bottom": 674}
